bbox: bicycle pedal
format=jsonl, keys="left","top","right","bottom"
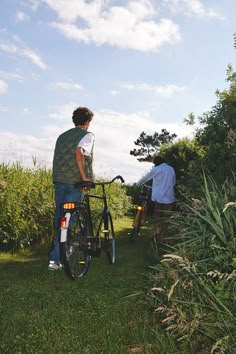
{"left": 94, "top": 248, "right": 102, "bottom": 257}
{"left": 85, "top": 236, "right": 96, "bottom": 243}
{"left": 87, "top": 248, "right": 101, "bottom": 257}
{"left": 85, "top": 236, "right": 97, "bottom": 252}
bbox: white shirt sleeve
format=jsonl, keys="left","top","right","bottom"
{"left": 136, "top": 166, "right": 156, "bottom": 185}
{"left": 78, "top": 133, "right": 94, "bottom": 156}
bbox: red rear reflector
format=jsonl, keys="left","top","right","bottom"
{"left": 60, "top": 217, "right": 67, "bottom": 228}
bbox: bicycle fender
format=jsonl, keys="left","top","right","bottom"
{"left": 60, "top": 212, "right": 71, "bottom": 242}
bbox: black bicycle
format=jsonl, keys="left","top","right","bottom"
{"left": 130, "top": 184, "right": 151, "bottom": 241}
{"left": 59, "top": 175, "right": 125, "bottom": 280}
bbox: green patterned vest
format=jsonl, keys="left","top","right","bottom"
{"left": 52, "top": 127, "right": 94, "bottom": 183}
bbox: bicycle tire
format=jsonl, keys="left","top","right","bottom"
{"left": 100, "top": 213, "right": 115, "bottom": 264}
{"left": 130, "top": 210, "right": 142, "bottom": 241}
{"left": 130, "top": 225, "right": 140, "bottom": 241}
{"left": 60, "top": 209, "right": 91, "bottom": 280}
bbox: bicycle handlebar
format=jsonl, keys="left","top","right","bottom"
{"left": 111, "top": 175, "right": 125, "bottom": 184}
{"left": 76, "top": 175, "right": 125, "bottom": 189}
{"left": 94, "top": 175, "right": 125, "bottom": 186}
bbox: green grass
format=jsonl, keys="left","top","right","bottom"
{"left": 0, "top": 217, "right": 158, "bottom": 354}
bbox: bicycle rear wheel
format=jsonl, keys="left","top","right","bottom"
{"left": 60, "top": 210, "right": 91, "bottom": 280}
{"left": 130, "top": 225, "right": 140, "bottom": 241}
{"left": 101, "top": 213, "right": 115, "bottom": 264}
{"left": 130, "top": 209, "right": 142, "bottom": 241}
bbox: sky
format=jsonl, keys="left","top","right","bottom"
{"left": 0, "top": 0, "right": 235, "bottom": 184}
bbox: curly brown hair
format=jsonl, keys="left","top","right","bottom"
{"left": 72, "top": 107, "right": 94, "bottom": 126}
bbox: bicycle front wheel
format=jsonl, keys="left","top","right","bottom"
{"left": 101, "top": 213, "right": 115, "bottom": 264}
{"left": 60, "top": 210, "right": 91, "bottom": 280}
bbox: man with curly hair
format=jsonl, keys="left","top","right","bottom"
{"left": 48, "top": 106, "right": 95, "bottom": 270}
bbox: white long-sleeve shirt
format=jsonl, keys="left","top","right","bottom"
{"left": 137, "top": 163, "right": 176, "bottom": 204}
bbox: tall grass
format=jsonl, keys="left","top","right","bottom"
{"left": 147, "top": 173, "right": 236, "bottom": 353}
{"left": 0, "top": 162, "right": 54, "bottom": 252}
{"left": 0, "top": 162, "right": 130, "bottom": 253}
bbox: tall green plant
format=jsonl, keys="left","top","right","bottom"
{"left": 170, "top": 173, "right": 236, "bottom": 270}
{"left": 146, "top": 173, "right": 236, "bottom": 351}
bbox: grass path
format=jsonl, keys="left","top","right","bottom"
{"left": 0, "top": 218, "right": 160, "bottom": 354}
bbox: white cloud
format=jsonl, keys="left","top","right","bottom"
{"left": 92, "top": 109, "right": 194, "bottom": 182}
{"left": 0, "top": 107, "right": 194, "bottom": 183}
{"left": 32, "top": 72, "right": 41, "bottom": 80}
{"left": 48, "top": 102, "right": 78, "bottom": 121}
{"left": 15, "top": 11, "right": 29, "bottom": 22}
{"left": 0, "top": 132, "right": 53, "bottom": 169}
{"left": 122, "top": 82, "right": 186, "bottom": 97}
{"left": 0, "top": 80, "right": 8, "bottom": 94}
{"left": 29, "top": 0, "right": 40, "bottom": 11}
{"left": 0, "top": 43, "right": 17, "bottom": 53}
{"left": 0, "top": 41, "right": 47, "bottom": 70}
{"left": 43, "top": 0, "right": 103, "bottom": 23}
{"left": 164, "top": 0, "right": 224, "bottom": 20}
{"left": 0, "top": 70, "right": 23, "bottom": 81}
{"left": 20, "top": 0, "right": 40, "bottom": 11}
{"left": 21, "top": 48, "right": 47, "bottom": 70}
{"left": 23, "top": 107, "right": 31, "bottom": 114}
{"left": 110, "top": 90, "right": 119, "bottom": 96}
{"left": 0, "top": 105, "right": 9, "bottom": 112}
{"left": 50, "top": 81, "right": 83, "bottom": 90}
{"left": 45, "top": 0, "right": 181, "bottom": 52}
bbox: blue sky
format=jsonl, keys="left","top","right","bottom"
{"left": 0, "top": 0, "right": 235, "bottom": 183}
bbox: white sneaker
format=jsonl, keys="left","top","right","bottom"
{"left": 48, "top": 261, "right": 63, "bottom": 271}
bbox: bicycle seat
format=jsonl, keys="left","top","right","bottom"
{"left": 75, "top": 181, "right": 95, "bottom": 189}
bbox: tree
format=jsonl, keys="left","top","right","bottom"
{"left": 160, "top": 137, "right": 203, "bottom": 180}
{"left": 130, "top": 129, "right": 177, "bottom": 162}
{"left": 195, "top": 64, "right": 236, "bottom": 179}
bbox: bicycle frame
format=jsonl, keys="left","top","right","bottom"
{"left": 130, "top": 184, "right": 151, "bottom": 240}
{"left": 87, "top": 184, "right": 109, "bottom": 233}
{"left": 60, "top": 175, "right": 124, "bottom": 278}
{"left": 83, "top": 180, "right": 117, "bottom": 259}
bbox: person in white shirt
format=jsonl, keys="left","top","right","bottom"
{"left": 136, "top": 155, "right": 176, "bottom": 242}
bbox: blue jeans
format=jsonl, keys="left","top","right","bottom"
{"left": 49, "top": 182, "right": 82, "bottom": 263}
